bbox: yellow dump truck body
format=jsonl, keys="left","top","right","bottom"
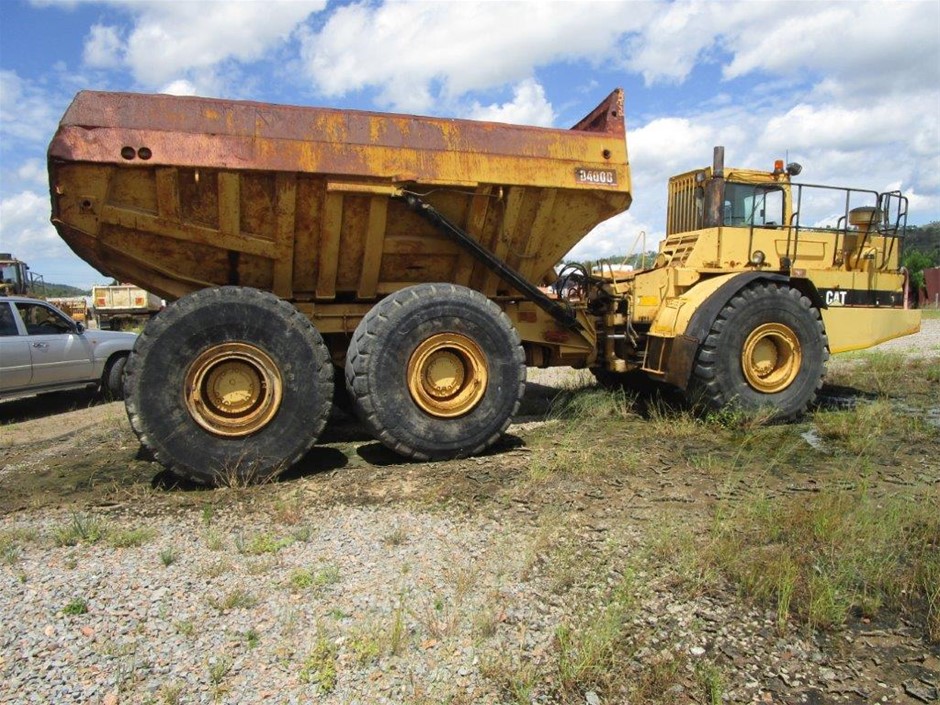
{"left": 48, "top": 90, "right": 631, "bottom": 322}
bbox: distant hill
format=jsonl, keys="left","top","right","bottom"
{"left": 37, "top": 283, "right": 90, "bottom": 298}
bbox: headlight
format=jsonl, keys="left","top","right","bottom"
{"left": 750, "top": 250, "right": 766, "bottom": 266}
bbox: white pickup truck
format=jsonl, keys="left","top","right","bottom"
{"left": 0, "top": 296, "right": 137, "bottom": 401}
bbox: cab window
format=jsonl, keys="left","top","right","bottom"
{"left": 723, "top": 183, "right": 784, "bottom": 227}
{"left": 14, "top": 302, "right": 74, "bottom": 335}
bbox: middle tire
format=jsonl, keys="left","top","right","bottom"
{"left": 345, "top": 283, "right": 526, "bottom": 460}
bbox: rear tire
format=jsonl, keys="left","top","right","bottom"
{"left": 125, "top": 286, "right": 333, "bottom": 485}
{"left": 345, "top": 283, "right": 526, "bottom": 460}
{"left": 691, "top": 282, "right": 828, "bottom": 419}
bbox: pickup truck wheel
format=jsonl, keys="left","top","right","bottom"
{"left": 125, "top": 286, "right": 333, "bottom": 485}
{"left": 345, "top": 283, "right": 525, "bottom": 460}
{"left": 691, "top": 282, "right": 828, "bottom": 419}
{"left": 103, "top": 355, "right": 127, "bottom": 401}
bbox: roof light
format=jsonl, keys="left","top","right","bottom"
{"left": 773, "top": 159, "right": 785, "bottom": 174}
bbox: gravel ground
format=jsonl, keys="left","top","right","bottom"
{"left": 866, "top": 316, "right": 940, "bottom": 354}
{"left": 8, "top": 502, "right": 922, "bottom": 705}
{"left": 0, "top": 318, "right": 937, "bottom": 705}
{"left": 1, "top": 506, "right": 542, "bottom": 704}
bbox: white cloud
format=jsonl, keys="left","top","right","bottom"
{"left": 299, "top": 1, "right": 654, "bottom": 112}
{"left": 0, "top": 189, "right": 109, "bottom": 288}
{"left": 0, "top": 191, "right": 61, "bottom": 258}
{"left": 160, "top": 79, "right": 198, "bottom": 96}
{"left": 73, "top": 0, "right": 326, "bottom": 91}
{"left": 465, "top": 79, "right": 555, "bottom": 127}
{"left": 722, "top": 1, "right": 940, "bottom": 94}
{"left": 83, "top": 23, "right": 123, "bottom": 68}
{"left": 568, "top": 211, "right": 658, "bottom": 262}
{"left": 625, "top": 0, "right": 719, "bottom": 85}
{"left": 15, "top": 160, "right": 47, "bottom": 189}
{"left": 0, "top": 70, "right": 61, "bottom": 145}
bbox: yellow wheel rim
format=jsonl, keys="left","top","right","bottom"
{"left": 184, "top": 342, "right": 283, "bottom": 437}
{"left": 407, "top": 333, "right": 487, "bottom": 418}
{"left": 741, "top": 323, "right": 802, "bottom": 393}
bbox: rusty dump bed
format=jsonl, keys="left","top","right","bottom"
{"left": 48, "top": 90, "right": 630, "bottom": 306}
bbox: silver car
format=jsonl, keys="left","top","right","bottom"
{"left": 0, "top": 296, "right": 137, "bottom": 401}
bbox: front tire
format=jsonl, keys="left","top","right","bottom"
{"left": 103, "top": 355, "right": 127, "bottom": 401}
{"left": 691, "top": 282, "right": 828, "bottom": 419}
{"left": 125, "top": 287, "right": 333, "bottom": 485}
{"left": 345, "top": 283, "right": 526, "bottom": 460}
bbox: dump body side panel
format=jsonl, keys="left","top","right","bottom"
{"left": 49, "top": 91, "right": 631, "bottom": 323}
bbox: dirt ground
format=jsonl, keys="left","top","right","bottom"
{"left": 0, "top": 319, "right": 937, "bottom": 704}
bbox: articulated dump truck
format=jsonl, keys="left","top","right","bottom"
{"left": 48, "top": 89, "right": 920, "bottom": 485}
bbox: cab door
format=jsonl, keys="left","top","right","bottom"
{"left": 13, "top": 301, "right": 94, "bottom": 385}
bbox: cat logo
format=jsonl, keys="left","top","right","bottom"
{"left": 825, "top": 289, "right": 848, "bottom": 306}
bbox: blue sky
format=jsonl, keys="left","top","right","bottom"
{"left": 1, "top": 0, "right": 938, "bottom": 289}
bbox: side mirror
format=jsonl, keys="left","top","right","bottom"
{"left": 75, "top": 322, "right": 86, "bottom": 334}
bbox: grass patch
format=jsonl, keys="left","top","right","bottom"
{"left": 0, "top": 527, "right": 34, "bottom": 565}
{"left": 707, "top": 485, "right": 940, "bottom": 638}
{"left": 554, "top": 571, "right": 637, "bottom": 697}
{"left": 107, "top": 526, "right": 155, "bottom": 548}
{"left": 52, "top": 513, "right": 105, "bottom": 546}
{"left": 287, "top": 564, "right": 341, "bottom": 593}
{"left": 174, "top": 619, "right": 195, "bottom": 637}
{"left": 208, "top": 587, "right": 258, "bottom": 613}
{"left": 814, "top": 399, "right": 938, "bottom": 457}
{"left": 159, "top": 547, "right": 178, "bottom": 567}
{"left": 235, "top": 531, "right": 296, "bottom": 555}
{"left": 299, "top": 635, "right": 338, "bottom": 693}
{"left": 548, "top": 385, "right": 638, "bottom": 422}
{"left": 62, "top": 597, "right": 88, "bottom": 615}
{"left": 207, "top": 654, "right": 233, "bottom": 685}
{"left": 827, "top": 350, "right": 939, "bottom": 398}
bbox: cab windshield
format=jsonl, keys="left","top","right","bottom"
{"left": 722, "top": 183, "right": 784, "bottom": 227}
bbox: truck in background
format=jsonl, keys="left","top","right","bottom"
{"left": 47, "top": 297, "right": 90, "bottom": 324}
{"left": 91, "top": 284, "right": 163, "bottom": 330}
{"left": 0, "top": 254, "right": 45, "bottom": 297}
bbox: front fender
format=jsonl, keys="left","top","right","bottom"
{"left": 654, "top": 272, "right": 791, "bottom": 389}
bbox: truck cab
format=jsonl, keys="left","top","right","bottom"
{"left": 593, "top": 147, "right": 919, "bottom": 417}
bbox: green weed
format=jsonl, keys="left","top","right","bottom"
{"left": 288, "top": 564, "right": 341, "bottom": 593}
{"left": 554, "top": 571, "right": 636, "bottom": 696}
{"left": 235, "top": 531, "right": 295, "bottom": 555}
{"left": 159, "top": 547, "right": 178, "bottom": 567}
{"left": 108, "top": 527, "right": 155, "bottom": 548}
{"left": 299, "top": 635, "right": 338, "bottom": 693}
{"left": 0, "top": 528, "right": 33, "bottom": 565}
{"left": 695, "top": 661, "right": 725, "bottom": 705}
{"left": 208, "top": 588, "right": 258, "bottom": 613}
{"left": 53, "top": 513, "right": 105, "bottom": 546}
{"left": 62, "top": 597, "right": 88, "bottom": 615}
{"left": 708, "top": 485, "right": 940, "bottom": 638}
{"left": 207, "top": 654, "right": 233, "bottom": 685}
